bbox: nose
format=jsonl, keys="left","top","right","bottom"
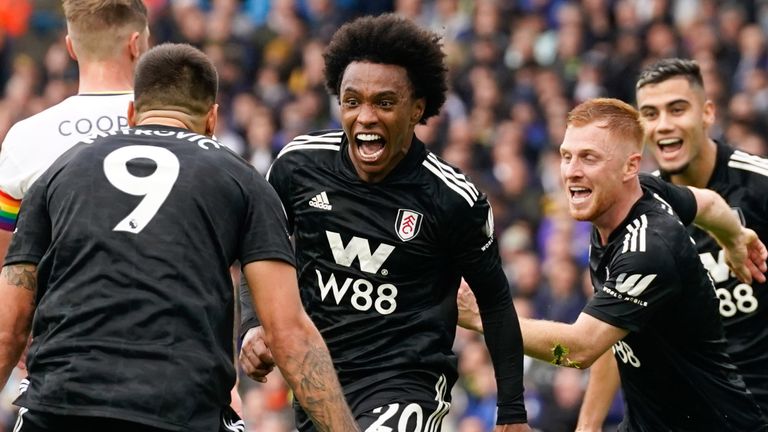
{"left": 655, "top": 111, "right": 674, "bottom": 134}
{"left": 356, "top": 102, "right": 378, "bottom": 126}
{"left": 561, "top": 158, "right": 582, "bottom": 181}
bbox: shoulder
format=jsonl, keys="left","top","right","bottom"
{"left": 614, "top": 206, "right": 687, "bottom": 262}
{"left": 419, "top": 150, "right": 483, "bottom": 209}
{"left": 2, "top": 94, "right": 132, "bottom": 147}
{"left": 2, "top": 99, "right": 73, "bottom": 145}
{"left": 723, "top": 148, "right": 768, "bottom": 186}
{"left": 267, "top": 129, "right": 343, "bottom": 179}
{"left": 273, "top": 130, "right": 344, "bottom": 161}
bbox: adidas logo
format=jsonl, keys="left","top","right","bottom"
{"left": 309, "top": 191, "right": 332, "bottom": 210}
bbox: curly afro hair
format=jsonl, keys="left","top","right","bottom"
{"left": 323, "top": 13, "right": 448, "bottom": 124}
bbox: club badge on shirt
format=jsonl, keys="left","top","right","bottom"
{"left": 396, "top": 209, "right": 423, "bottom": 242}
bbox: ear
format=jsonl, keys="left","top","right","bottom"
{"left": 65, "top": 35, "right": 78, "bottom": 61}
{"left": 702, "top": 99, "right": 716, "bottom": 130}
{"left": 411, "top": 98, "right": 426, "bottom": 125}
{"left": 128, "top": 31, "right": 142, "bottom": 63}
{"left": 205, "top": 104, "right": 219, "bottom": 137}
{"left": 127, "top": 101, "right": 137, "bottom": 127}
{"left": 624, "top": 151, "right": 642, "bottom": 181}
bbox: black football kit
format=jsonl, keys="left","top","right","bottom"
{"left": 241, "top": 130, "right": 526, "bottom": 430}
{"left": 658, "top": 141, "right": 768, "bottom": 411}
{"left": 584, "top": 187, "right": 767, "bottom": 431}
{"left": 5, "top": 126, "right": 295, "bottom": 432}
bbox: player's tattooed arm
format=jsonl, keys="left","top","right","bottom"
{"left": 278, "top": 336, "right": 358, "bottom": 432}
{"left": 0, "top": 263, "right": 37, "bottom": 388}
{"left": 243, "top": 259, "right": 359, "bottom": 431}
{"left": 2, "top": 263, "right": 37, "bottom": 298}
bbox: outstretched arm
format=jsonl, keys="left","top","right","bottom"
{"left": 0, "top": 263, "right": 36, "bottom": 388}
{"left": 575, "top": 349, "right": 620, "bottom": 432}
{"left": 243, "top": 259, "right": 358, "bottom": 432}
{"left": 458, "top": 284, "right": 627, "bottom": 368}
{"left": 689, "top": 186, "right": 767, "bottom": 284}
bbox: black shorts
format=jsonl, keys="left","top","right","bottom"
{"left": 295, "top": 373, "right": 452, "bottom": 432}
{"left": 13, "top": 406, "right": 244, "bottom": 432}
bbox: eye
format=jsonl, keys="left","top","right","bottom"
{"left": 342, "top": 98, "right": 359, "bottom": 108}
{"left": 378, "top": 100, "right": 394, "bottom": 108}
{"left": 640, "top": 110, "right": 657, "bottom": 120}
{"left": 670, "top": 106, "right": 685, "bottom": 115}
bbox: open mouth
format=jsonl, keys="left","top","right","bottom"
{"left": 569, "top": 186, "right": 592, "bottom": 204}
{"left": 355, "top": 133, "right": 386, "bottom": 162}
{"left": 657, "top": 138, "right": 683, "bottom": 154}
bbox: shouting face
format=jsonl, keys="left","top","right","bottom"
{"left": 339, "top": 61, "right": 425, "bottom": 183}
{"left": 560, "top": 122, "right": 634, "bottom": 226}
{"left": 636, "top": 76, "right": 715, "bottom": 175}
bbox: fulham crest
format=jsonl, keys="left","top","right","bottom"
{"left": 396, "top": 209, "right": 423, "bottom": 242}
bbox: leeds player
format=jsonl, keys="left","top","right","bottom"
{"left": 0, "top": 0, "right": 149, "bottom": 264}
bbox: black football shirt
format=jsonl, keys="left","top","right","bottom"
{"left": 243, "top": 130, "right": 526, "bottom": 422}
{"left": 659, "top": 141, "right": 768, "bottom": 411}
{"left": 5, "top": 125, "right": 294, "bottom": 431}
{"left": 583, "top": 189, "right": 766, "bottom": 431}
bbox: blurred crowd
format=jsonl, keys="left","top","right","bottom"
{"left": 2, "top": 0, "right": 768, "bottom": 431}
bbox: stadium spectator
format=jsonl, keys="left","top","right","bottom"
{"left": 238, "top": 12, "right": 530, "bottom": 432}
{"left": 0, "top": 42, "right": 357, "bottom": 432}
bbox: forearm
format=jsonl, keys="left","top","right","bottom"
{"left": 517, "top": 313, "right": 626, "bottom": 369}
{"left": 0, "top": 263, "right": 36, "bottom": 387}
{"left": 519, "top": 318, "right": 588, "bottom": 367}
{"left": 480, "top": 303, "right": 527, "bottom": 424}
{"left": 268, "top": 316, "right": 358, "bottom": 432}
{"left": 238, "top": 276, "right": 260, "bottom": 338}
{"left": 576, "top": 349, "right": 620, "bottom": 431}
{"left": 690, "top": 187, "right": 742, "bottom": 247}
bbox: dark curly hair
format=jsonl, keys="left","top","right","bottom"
{"left": 323, "top": 13, "right": 448, "bottom": 124}
{"left": 636, "top": 58, "right": 704, "bottom": 91}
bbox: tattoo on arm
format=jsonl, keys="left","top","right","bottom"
{"left": 2, "top": 264, "right": 37, "bottom": 301}
{"left": 284, "top": 341, "right": 357, "bottom": 432}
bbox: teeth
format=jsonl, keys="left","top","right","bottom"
{"left": 357, "top": 133, "right": 382, "bottom": 142}
{"left": 570, "top": 187, "right": 588, "bottom": 192}
{"left": 658, "top": 138, "right": 682, "bottom": 146}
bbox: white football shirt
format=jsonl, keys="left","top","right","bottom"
{"left": 0, "top": 92, "right": 133, "bottom": 228}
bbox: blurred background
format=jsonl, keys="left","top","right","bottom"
{"left": 2, "top": 0, "right": 768, "bottom": 431}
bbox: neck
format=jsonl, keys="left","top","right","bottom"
{"left": 668, "top": 138, "right": 717, "bottom": 188}
{"left": 77, "top": 59, "right": 134, "bottom": 94}
{"left": 594, "top": 179, "right": 643, "bottom": 245}
{"left": 135, "top": 110, "right": 208, "bottom": 135}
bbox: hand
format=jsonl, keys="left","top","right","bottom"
{"left": 722, "top": 227, "right": 767, "bottom": 284}
{"left": 494, "top": 423, "right": 532, "bottom": 432}
{"left": 457, "top": 280, "right": 483, "bottom": 333}
{"left": 238, "top": 326, "right": 275, "bottom": 383}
